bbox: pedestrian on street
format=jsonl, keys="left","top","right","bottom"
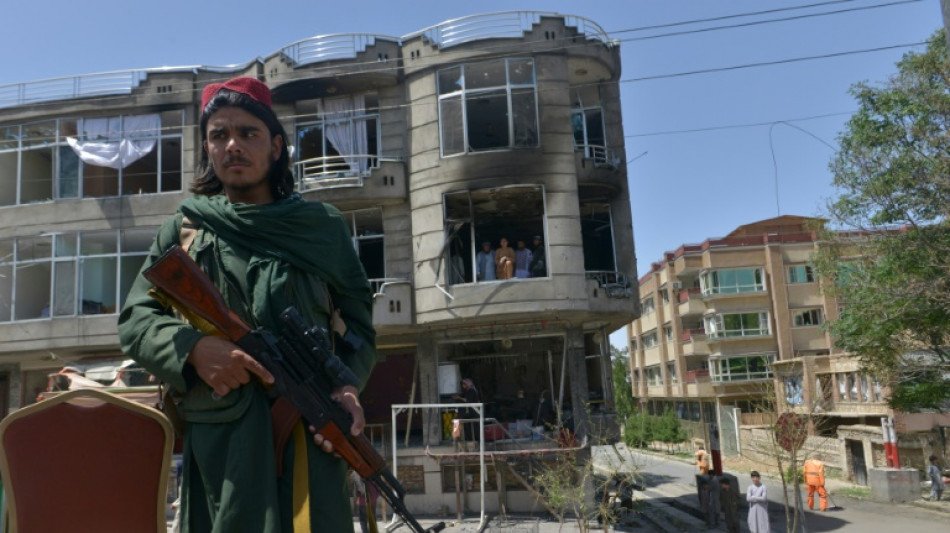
{"left": 928, "top": 455, "right": 945, "bottom": 501}
{"left": 746, "top": 471, "right": 770, "bottom": 533}
{"left": 720, "top": 478, "right": 740, "bottom": 533}
{"left": 695, "top": 445, "right": 710, "bottom": 475}
{"left": 699, "top": 471, "right": 720, "bottom": 528}
{"left": 804, "top": 453, "right": 828, "bottom": 511}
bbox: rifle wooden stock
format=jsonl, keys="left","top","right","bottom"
{"left": 143, "top": 245, "right": 251, "bottom": 341}
{"left": 144, "top": 245, "right": 444, "bottom": 533}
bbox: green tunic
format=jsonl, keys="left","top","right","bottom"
{"left": 118, "top": 194, "right": 377, "bottom": 533}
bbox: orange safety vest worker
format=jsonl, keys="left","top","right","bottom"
{"left": 803, "top": 458, "right": 828, "bottom": 511}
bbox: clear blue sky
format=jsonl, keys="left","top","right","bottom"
{"left": 2, "top": 0, "right": 940, "bottom": 349}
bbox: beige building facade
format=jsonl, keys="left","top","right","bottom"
{"left": 627, "top": 215, "right": 949, "bottom": 484}
{"left": 0, "top": 12, "right": 637, "bottom": 513}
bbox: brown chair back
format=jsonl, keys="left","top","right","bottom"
{"left": 0, "top": 388, "right": 173, "bottom": 533}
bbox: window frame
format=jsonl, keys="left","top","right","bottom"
{"left": 700, "top": 267, "right": 765, "bottom": 296}
{"left": 437, "top": 57, "right": 539, "bottom": 157}
{"left": 0, "top": 111, "right": 184, "bottom": 207}
{"left": 792, "top": 308, "right": 823, "bottom": 327}
{"left": 0, "top": 228, "right": 156, "bottom": 322}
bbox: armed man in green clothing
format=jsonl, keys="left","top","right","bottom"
{"left": 118, "top": 77, "right": 376, "bottom": 533}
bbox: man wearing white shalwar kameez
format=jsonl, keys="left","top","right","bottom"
{"left": 746, "top": 471, "right": 770, "bottom": 533}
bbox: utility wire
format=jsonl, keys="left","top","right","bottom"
{"left": 608, "top": 0, "right": 860, "bottom": 34}
{"left": 615, "top": 0, "right": 925, "bottom": 43}
{"left": 622, "top": 41, "right": 925, "bottom": 83}
{"left": 624, "top": 112, "right": 854, "bottom": 138}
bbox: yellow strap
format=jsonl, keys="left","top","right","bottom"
{"left": 366, "top": 495, "right": 379, "bottom": 533}
{"left": 292, "top": 422, "right": 311, "bottom": 532}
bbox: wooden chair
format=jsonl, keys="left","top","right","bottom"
{"left": 0, "top": 388, "right": 173, "bottom": 533}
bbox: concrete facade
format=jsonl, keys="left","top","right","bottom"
{"left": 0, "top": 12, "right": 637, "bottom": 514}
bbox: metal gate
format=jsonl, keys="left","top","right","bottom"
{"left": 719, "top": 406, "right": 741, "bottom": 456}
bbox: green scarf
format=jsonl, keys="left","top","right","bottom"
{"left": 179, "top": 194, "right": 374, "bottom": 346}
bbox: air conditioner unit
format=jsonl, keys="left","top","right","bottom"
{"left": 670, "top": 281, "right": 683, "bottom": 291}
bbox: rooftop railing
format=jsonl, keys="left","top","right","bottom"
{"left": 279, "top": 33, "right": 399, "bottom": 67}
{"left": 405, "top": 11, "right": 613, "bottom": 49}
{"left": 0, "top": 70, "right": 150, "bottom": 109}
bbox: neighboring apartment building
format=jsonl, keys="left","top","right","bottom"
{"left": 0, "top": 12, "right": 637, "bottom": 512}
{"left": 627, "top": 215, "right": 949, "bottom": 484}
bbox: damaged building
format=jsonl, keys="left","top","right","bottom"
{"left": 0, "top": 12, "right": 637, "bottom": 514}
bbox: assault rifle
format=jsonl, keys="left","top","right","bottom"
{"left": 144, "top": 245, "right": 444, "bottom": 533}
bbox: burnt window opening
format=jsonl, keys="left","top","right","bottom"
{"left": 443, "top": 186, "right": 545, "bottom": 285}
{"left": 580, "top": 202, "right": 616, "bottom": 273}
{"left": 571, "top": 86, "right": 607, "bottom": 164}
{"left": 438, "top": 337, "right": 567, "bottom": 428}
{"left": 341, "top": 208, "right": 385, "bottom": 292}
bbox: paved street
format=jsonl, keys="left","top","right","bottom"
{"left": 595, "top": 444, "right": 950, "bottom": 533}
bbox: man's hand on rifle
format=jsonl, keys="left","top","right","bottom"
{"left": 188, "top": 336, "right": 275, "bottom": 397}
{"left": 310, "top": 385, "right": 365, "bottom": 454}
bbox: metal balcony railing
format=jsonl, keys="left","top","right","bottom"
{"left": 585, "top": 271, "right": 631, "bottom": 298}
{"left": 279, "top": 33, "right": 399, "bottom": 67}
{"left": 405, "top": 11, "right": 613, "bottom": 49}
{"left": 294, "top": 155, "right": 405, "bottom": 190}
{"left": 369, "top": 277, "right": 411, "bottom": 296}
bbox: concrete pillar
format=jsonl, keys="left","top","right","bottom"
{"left": 566, "top": 326, "right": 590, "bottom": 442}
{"left": 417, "top": 335, "right": 441, "bottom": 445}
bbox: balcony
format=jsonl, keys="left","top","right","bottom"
{"left": 295, "top": 157, "right": 406, "bottom": 208}
{"left": 585, "top": 271, "right": 631, "bottom": 298}
{"left": 372, "top": 279, "right": 413, "bottom": 329}
{"left": 677, "top": 287, "right": 704, "bottom": 315}
{"left": 684, "top": 370, "right": 714, "bottom": 396}
{"left": 680, "top": 329, "right": 708, "bottom": 356}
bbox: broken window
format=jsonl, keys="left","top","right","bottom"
{"left": 0, "top": 112, "right": 182, "bottom": 205}
{"left": 295, "top": 94, "right": 379, "bottom": 183}
{"left": 0, "top": 227, "right": 157, "bottom": 322}
{"left": 341, "top": 208, "right": 385, "bottom": 291}
{"left": 437, "top": 336, "right": 568, "bottom": 428}
{"left": 442, "top": 186, "right": 545, "bottom": 285}
{"left": 438, "top": 58, "right": 538, "bottom": 157}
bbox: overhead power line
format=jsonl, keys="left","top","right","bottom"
{"left": 613, "top": 0, "right": 925, "bottom": 43}
{"left": 622, "top": 41, "right": 925, "bottom": 83}
{"left": 624, "top": 112, "right": 855, "bottom": 139}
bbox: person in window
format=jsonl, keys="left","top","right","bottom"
{"left": 529, "top": 235, "right": 546, "bottom": 277}
{"left": 514, "top": 239, "right": 533, "bottom": 278}
{"left": 495, "top": 237, "right": 515, "bottom": 280}
{"left": 475, "top": 241, "right": 496, "bottom": 281}
{"left": 452, "top": 378, "right": 481, "bottom": 417}
{"left": 118, "top": 77, "right": 376, "bottom": 533}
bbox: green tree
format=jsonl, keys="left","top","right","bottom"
{"left": 622, "top": 412, "right": 654, "bottom": 448}
{"left": 610, "top": 345, "right": 637, "bottom": 423}
{"left": 653, "top": 409, "right": 687, "bottom": 452}
{"left": 818, "top": 29, "right": 950, "bottom": 411}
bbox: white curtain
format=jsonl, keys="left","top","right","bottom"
{"left": 317, "top": 95, "right": 367, "bottom": 173}
{"left": 67, "top": 114, "right": 159, "bottom": 169}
